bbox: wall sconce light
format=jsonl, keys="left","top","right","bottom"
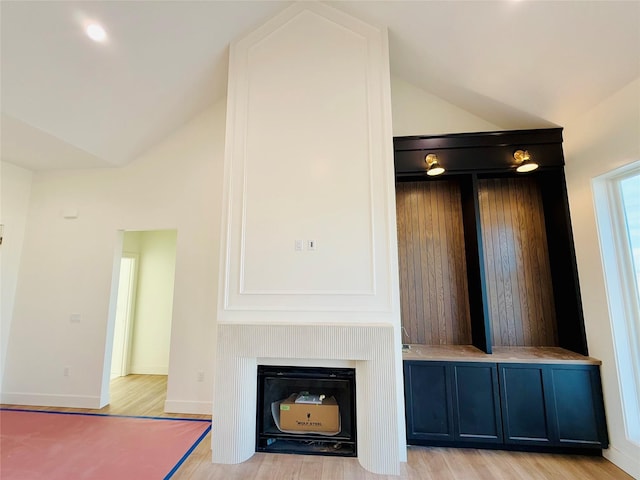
{"left": 514, "top": 149, "right": 538, "bottom": 173}
{"left": 425, "top": 154, "right": 445, "bottom": 176}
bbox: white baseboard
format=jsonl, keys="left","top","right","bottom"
{"left": 1, "top": 392, "right": 101, "bottom": 409}
{"left": 164, "top": 399, "right": 212, "bottom": 415}
{"left": 604, "top": 445, "right": 640, "bottom": 479}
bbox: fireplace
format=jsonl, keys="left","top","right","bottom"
{"left": 256, "top": 365, "right": 357, "bottom": 456}
{"left": 212, "top": 323, "right": 401, "bottom": 475}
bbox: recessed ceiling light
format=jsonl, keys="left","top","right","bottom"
{"left": 86, "top": 23, "right": 107, "bottom": 42}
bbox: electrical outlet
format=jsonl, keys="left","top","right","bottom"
{"left": 64, "top": 366, "right": 71, "bottom": 377}
{"left": 70, "top": 314, "right": 81, "bottom": 323}
{"left": 294, "top": 239, "right": 303, "bottom": 251}
{"left": 196, "top": 370, "right": 205, "bottom": 382}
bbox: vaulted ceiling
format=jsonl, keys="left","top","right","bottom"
{"left": 2, "top": 1, "right": 638, "bottom": 171}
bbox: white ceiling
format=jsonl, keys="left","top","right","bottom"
{"left": 1, "top": 1, "right": 638, "bottom": 171}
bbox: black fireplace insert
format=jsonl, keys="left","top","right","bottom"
{"left": 256, "top": 365, "right": 357, "bottom": 457}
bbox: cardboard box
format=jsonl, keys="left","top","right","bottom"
{"left": 279, "top": 394, "right": 340, "bottom": 433}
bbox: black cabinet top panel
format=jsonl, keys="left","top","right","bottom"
{"left": 394, "top": 128, "right": 564, "bottom": 176}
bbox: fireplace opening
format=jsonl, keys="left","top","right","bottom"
{"left": 256, "top": 365, "right": 357, "bottom": 457}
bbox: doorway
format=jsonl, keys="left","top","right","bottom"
{"left": 105, "top": 229, "right": 178, "bottom": 407}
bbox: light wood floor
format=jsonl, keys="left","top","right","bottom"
{"left": 1, "top": 374, "right": 633, "bottom": 480}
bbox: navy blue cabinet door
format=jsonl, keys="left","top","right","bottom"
{"left": 404, "top": 362, "right": 454, "bottom": 442}
{"left": 499, "top": 364, "right": 555, "bottom": 446}
{"left": 452, "top": 363, "right": 503, "bottom": 443}
{"left": 548, "top": 365, "right": 609, "bottom": 448}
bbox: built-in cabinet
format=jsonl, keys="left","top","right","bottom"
{"left": 404, "top": 359, "right": 608, "bottom": 451}
{"left": 395, "top": 128, "right": 608, "bottom": 453}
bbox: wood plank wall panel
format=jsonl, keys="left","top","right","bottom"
{"left": 396, "top": 181, "right": 471, "bottom": 345}
{"left": 478, "top": 178, "right": 558, "bottom": 347}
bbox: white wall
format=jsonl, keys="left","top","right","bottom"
{"left": 564, "top": 77, "right": 640, "bottom": 478}
{"left": 1, "top": 100, "right": 225, "bottom": 412}
{"left": 129, "top": 229, "right": 177, "bottom": 375}
{"left": 391, "top": 76, "right": 500, "bottom": 136}
{"left": 0, "top": 162, "right": 33, "bottom": 389}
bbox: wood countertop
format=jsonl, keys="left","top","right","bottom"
{"left": 402, "top": 344, "right": 601, "bottom": 365}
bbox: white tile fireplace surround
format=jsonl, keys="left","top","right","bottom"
{"left": 212, "top": 323, "right": 400, "bottom": 475}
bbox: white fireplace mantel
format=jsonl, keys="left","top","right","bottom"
{"left": 212, "top": 323, "right": 400, "bottom": 475}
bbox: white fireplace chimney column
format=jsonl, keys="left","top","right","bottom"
{"left": 214, "top": 3, "right": 404, "bottom": 475}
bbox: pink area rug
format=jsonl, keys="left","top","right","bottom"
{"left": 0, "top": 408, "right": 211, "bottom": 480}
